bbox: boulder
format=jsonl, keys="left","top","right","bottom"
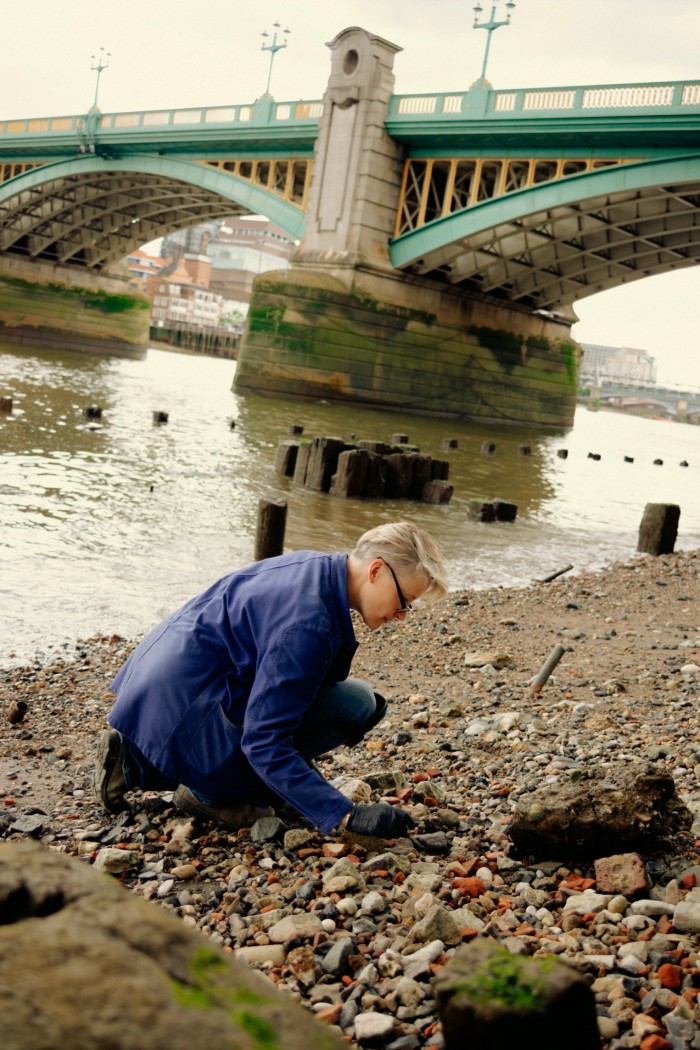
{"left": 434, "top": 938, "right": 601, "bottom": 1050}
{"left": 509, "top": 764, "right": 692, "bottom": 859}
{"left": 0, "top": 841, "right": 345, "bottom": 1050}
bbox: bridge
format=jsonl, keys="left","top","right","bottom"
{"left": 587, "top": 379, "right": 700, "bottom": 420}
{"left": 1, "top": 26, "right": 699, "bottom": 425}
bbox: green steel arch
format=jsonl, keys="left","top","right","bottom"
{"left": 0, "top": 155, "right": 306, "bottom": 270}
{"left": 390, "top": 153, "right": 700, "bottom": 308}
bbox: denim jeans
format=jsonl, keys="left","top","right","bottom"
{"left": 120, "top": 677, "right": 384, "bottom": 798}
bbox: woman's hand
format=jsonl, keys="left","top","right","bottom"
{"left": 344, "top": 802, "right": 415, "bottom": 838}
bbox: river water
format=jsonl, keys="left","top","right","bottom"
{"left": 1, "top": 343, "right": 699, "bottom": 666}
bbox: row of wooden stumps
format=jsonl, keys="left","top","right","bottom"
{"left": 275, "top": 433, "right": 454, "bottom": 504}
{"left": 0, "top": 400, "right": 173, "bottom": 425}
{"left": 84, "top": 406, "right": 170, "bottom": 425}
{"left": 481, "top": 441, "right": 535, "bottom": 456}
{"left": 254, "top": 497, "right": 680, "bottom": 569}
{"left": 483, "top": 441, "right": 691, "bottom": 468}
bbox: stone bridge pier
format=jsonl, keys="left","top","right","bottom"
{"left": 235, "top": 26, "right": 580, "bottom": 428}
{"left": 0, "top": 255, "right": 149, "bottom": 358}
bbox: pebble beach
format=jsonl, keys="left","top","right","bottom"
{"left": 1, "top": 548, "right": 700, "bottom": 1050}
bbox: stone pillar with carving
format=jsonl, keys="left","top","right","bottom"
{"left": 297, "top": 27, "right": 404, "bottom": 274}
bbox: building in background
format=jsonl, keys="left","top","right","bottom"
{"left": 125, "top": 248, "right": 165, "bottom": 291}
{"left": 580, "top": 343, "right": 658, "bottom": 386}
{"left": 126, "top": 214, "right": 295, "bottom": 355}
{"left": 148, "top": 256, "right": 224, "bottom": 330}
{"left": 160, "top": 220, "right": 221, "bottom": 263}
{"left": 206, "top": 215, "right": 296, "bottom": 312}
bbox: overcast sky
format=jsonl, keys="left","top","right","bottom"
{"left": 1, "top": 0, "right": 699, "bottom": 386}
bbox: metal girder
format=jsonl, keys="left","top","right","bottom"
{"left": 390, "top": 154, "right": 700, "bottom": 307}
{"left": 0, "top": 156, "right": 306, "bottom": 270}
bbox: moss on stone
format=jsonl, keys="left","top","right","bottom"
{"left": 467, "top": 325, "right": 523, "bottom": 374}
{"left": 169, "top": 946, "right": 278, "bottom": 1044}
{"left": 238, "top": 278, "right": 580, "bottom": 427}
{"left": 445, "top": 949, "right": 559, "bottom": 1011}
{"left": 235, "top": 1010, "right": 278, "bottom": 1047}
{"left": 0, "top": 273, "right": 147, "bottom": 314}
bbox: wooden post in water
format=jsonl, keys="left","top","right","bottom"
{"left": 637, "top": 503, "right": 680, "bottom": 556}
{"left": 0, "top": 396, "right": 12, "bottom": 413}
{"left": 275, "top": 441, "right": 299, "bottom": 477}
{"left": 254, "top": 499, "right": 287, "bottom": 561}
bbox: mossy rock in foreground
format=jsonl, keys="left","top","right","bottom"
{"left": 0, "top": 840, "right": 344, "bottom": 1050}
{"left": 434, "top": 939, "right": 601, "bottom": 1050}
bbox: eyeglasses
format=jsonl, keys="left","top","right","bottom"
{"left": 380, "top": 557, "right": 412, "bottom": 614}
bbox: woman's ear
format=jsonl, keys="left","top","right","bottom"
{"left": 368, "top": 558, "right": 383, "bottom": 583}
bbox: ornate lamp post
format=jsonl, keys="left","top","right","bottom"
{"left": 90, "top": 47, "right": 111, "bottom": 108}
{"left": 78, "top": 47, "right": 111, "bottom": 153}
{"left": 472, "top": 1, "right": 515, "bottom": 83}
{"left": 260, "top": 21, "right": 291, "bottom": 98}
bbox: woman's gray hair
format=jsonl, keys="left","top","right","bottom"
{"left": 351, "top": 521, "right": 448, "bottom": 603}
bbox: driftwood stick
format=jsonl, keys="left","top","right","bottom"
{"left": 540, "top": 563, "right": 573, "bottom": 584}
{"left": 529, "top": 645, "right": 566, "bottom": 694}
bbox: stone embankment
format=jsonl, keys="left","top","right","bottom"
{"left": 1, "top": 549, "right": 699, "bottom": 1049}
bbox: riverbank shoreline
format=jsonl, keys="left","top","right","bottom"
{"left": 1, "top": 548, "right": 699, "bottom": 1049}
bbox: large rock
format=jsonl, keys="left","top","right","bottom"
{"left": 0, "top": 841, "right": 345, "bottom": 1050}
{"left": 434, "top": 938, "right": 601, "bottom": 1050}
{"left": 509, "top": 764, "right": 692, "bottom": 859}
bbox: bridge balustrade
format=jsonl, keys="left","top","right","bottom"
{"left": 0, "top": 100, "right": 325, "bottom": 137}
{"left": 3, "top": 77, "right": 698, "bottom": 141}
{"left": 388, "top": 78, "right": 700, "bottom": 119}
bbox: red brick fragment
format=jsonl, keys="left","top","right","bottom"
{"left": 460, "top": 927, "right": 480, "bottom": 941}
{"left": 594, "top": 852, "right": 649, "bottom": 896}
{"left": 639, "top": 1036, "right": 672, "bottom": 1050}
{"left": 657, "top": 963, "right": 683, "bottom": 992}
{"left": 322, "top": 843, "right": 348, "bottom": 858}
{"left": 452, "top": 876, "right": 486, "bottom": 898}
{"left": 316, "top": 1003, "right": 343, "bottom": 1025}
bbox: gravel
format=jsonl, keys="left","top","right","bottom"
{"left": 2, "top": 548, "right": 700, "bottom": 1050}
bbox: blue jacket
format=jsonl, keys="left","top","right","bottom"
{"left": 109, "top": 551, "right": 358, "bottom": 834}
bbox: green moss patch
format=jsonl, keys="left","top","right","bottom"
{"left": 169, "top": 947, "right": 279, "bottom": 1046}
{"left": 444, "top": 949, "right": 559, "bottom": 1011}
